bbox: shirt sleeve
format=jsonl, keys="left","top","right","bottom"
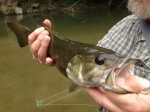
{"left": 97, "top": 15, "right": 138, "bottom": 57}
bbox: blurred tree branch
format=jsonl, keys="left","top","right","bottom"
{"left": 118, "top": 0, "right": 127, "bottom": 7}
{"left": 66, "top": 0, "right": 82, "bottom": 11}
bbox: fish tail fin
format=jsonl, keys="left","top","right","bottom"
{"left": 7, "top": 23, "right": 31, "bottom": 47}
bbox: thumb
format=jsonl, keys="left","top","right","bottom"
{"left": 115, "top": 76, "right": 150, "bottom": 93}
{"left": 43, "top": 19, "right": 52, "bottom": 29}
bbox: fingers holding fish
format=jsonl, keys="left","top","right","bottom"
{"left": 28, "top": 27, "right": 45, "bottom": 57}
{"left": 102, "top": 76, "right": 150, "bottom": 111}
{"left": 38, "top": 35, "right": 51, "bottom": 64}
{"left": 85, "top": 86, "right": 150, "bottom": 112}
{"left": 105, "top": 89, "right": 150, "bottom": 112}
{"left": 28, "top": 19, "right": 52, "bottom": 64}
{"left": 30, "top": 30, "right": 49, "bottom": 61}
{"left": 115, "top": 76, "right": 150, "bottom": 93}
{"left": 38, "top": 19, "right": 53, "bottom": 65}
{"left": 28, "top": 19, "right": 51, "bottom": 46}
{"left": 28, "top": 27, "right": 45, "bottom": 46}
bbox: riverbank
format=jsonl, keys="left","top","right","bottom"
{"left": 0, "top": 0, "right": 127, "bottom": 15}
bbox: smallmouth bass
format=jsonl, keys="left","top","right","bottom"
{"left": 7, "top": 22, "right": 150, "bottom": 94}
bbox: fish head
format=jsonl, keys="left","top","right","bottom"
{"left": 66, "top": 52, "right": 120, "bottom": 86}
{"left": 66, "top": 52, "right": 134, "bottom": 91}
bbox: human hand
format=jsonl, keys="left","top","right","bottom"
{"left": 28, "top": 19, "right": 54, "bottom": 65}
{"left": 84, "top": 76, "right": 150, "bottom": 112}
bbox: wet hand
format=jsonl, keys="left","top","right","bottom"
{"left": 84, "top": 76, "right": 150, "bottom": 112}
{"left": 28, "top": 19, "right": 54, "bottom": 65}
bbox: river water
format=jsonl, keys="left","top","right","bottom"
{"left": 0, "top": 10, "right": 129, "bottom": 112}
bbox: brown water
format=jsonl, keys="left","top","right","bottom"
{"left": 0, "top": 10, "right": 129, "bottom": 112}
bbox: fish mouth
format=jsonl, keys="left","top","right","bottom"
{"left": 98, "top": 60, "right": 135, "bottom": 85}
{"left": 101, "top": 60, "right": 135, "bottom": 93}
{"left": 110, "top": 60, "right": 135, "bottom": 84}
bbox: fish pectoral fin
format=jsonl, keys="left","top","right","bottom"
{"left": 69, "top": 80, "right": 79, "bottom": 93}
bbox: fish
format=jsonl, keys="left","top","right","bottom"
{"left": 7, "top": 22, "right": 149, "bottom": 94}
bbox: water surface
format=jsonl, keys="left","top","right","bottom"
{"left": 0, "top": 10, "right": 129, "bottom": 112}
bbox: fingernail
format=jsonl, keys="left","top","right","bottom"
{"left": 46, "top": 58, "right": 52, "bottom": 63}
{"left": 116, "top": 78, "right": 125, "bottom": 85}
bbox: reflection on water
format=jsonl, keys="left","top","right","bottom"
{"left": 0, "top": 10, "right": 129, "bottom": 112}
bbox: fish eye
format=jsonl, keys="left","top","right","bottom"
{"left": 95, "top": 56, "right": 105, "bottom": 65}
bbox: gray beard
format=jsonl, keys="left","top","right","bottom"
{"left": 127, "top": 0, "right": 150, "bottom": 19}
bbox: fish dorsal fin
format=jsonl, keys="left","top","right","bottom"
{"left": 7, "top": 23, "right": 31, "bottom": 47}
{"left": 40, "top": 23, "right": 66, "bottom": 42}
{"left": 69, "top": 80, "right": 79, "bottom": 93}
{"left": 52, "top": 31, "right": 66, "bottom": 40}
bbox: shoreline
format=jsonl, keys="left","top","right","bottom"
{"left": 0, "top": 1, "right": 127, "bottom": 15}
